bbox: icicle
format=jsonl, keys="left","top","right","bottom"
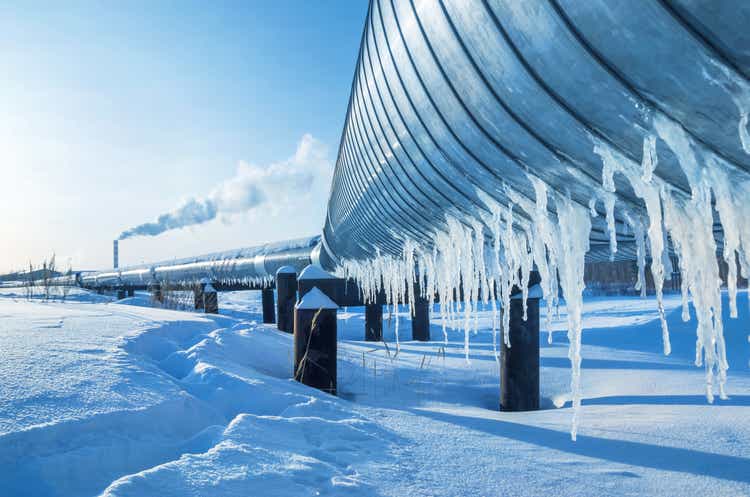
{"left": 588, "top": 197, "right": 598, "bottom": 218}
{"left": 594, "top": 140, "right": 672, "bottom": 355}
{"left": 739, "top": 110, "right": 750, "bottom": 155}
{"left": 705, "top": 155, "right": 750, "bottom": 319}
{"left": 554, "top": 194, "right": 592, "bottom": 441}
{"left": 471, "top": 218, "right": 487, "bottom": 335}
{"left": 654, "top": 113, "right": 729, "bottom": 400}
{"left": 490, "top": 269, "right": 500, "bottom": 364}
{"left": 641, "top": 134, "right": 658, "bottom": 183}
{"left": 601, "top": 154, "right": 617, "bottom": 193}
{"left": 597, "top": 147, "right": 620, "bottom": 260}
{"left": 623, "top": 211, "right": 647, "bottom": 298}
{"left": 603, "top": 193, "right": 618, "bottom": 260}
{"left": 527, "top": 176, "right": 560, "bottom": 344}
{"left": 403, "top": 239, "right": 417, "bottom": 316}
{"left": 520, "top": 231, "right": 533, "bottom": 321}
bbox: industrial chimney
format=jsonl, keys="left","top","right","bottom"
{"left": 113, "top": 240, "right": 119, "bottom": 269}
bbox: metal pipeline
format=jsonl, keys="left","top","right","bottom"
{"left": 319, "top": 0, "right": 749, "bottom": 265}
{"left": 31, "top": 1, "right": 750, "bottom": 288}
{"left": 73, "top": 236, "right": 320, "bottom": 290}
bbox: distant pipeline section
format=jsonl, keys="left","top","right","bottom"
{"left": 48, "top": 236, "right": 323, "bottom": 291}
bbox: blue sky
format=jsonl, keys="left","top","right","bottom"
{"left": 0, "top": 1, "right": 367, "bottom": 272}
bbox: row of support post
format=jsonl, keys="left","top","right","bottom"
{"left": 144, "top": 282, "right": 219, "bottom": 314}
{"left": 105, "top": 263, "right": 539, "bottom": 413}
{"left": 361, "top": 296, "right": 430, "bottom": 342}
{"left": 113, "top": 288, "right": 135, "bottom": 300}
{"left": 287, "top": 265, "right": 433, "bottom": 398}
{"left": 286, "top": 263, "right": 540, "bottom": 414}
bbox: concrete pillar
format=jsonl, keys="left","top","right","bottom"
{"left": 193, "top": 285, "right": 204, "bottom": 310}
{"left": 294, "top": 287, "right": 338, "bottom": 395}
{"left": 116, "top": 289, "right": 126, "bottom": 300}
{"left": 276, "top": 267, "right": 297, "bottom": 333}
{"left": 500, "top": 290, "right": 540, "bottom": 412}
{"left": 203, "top": 283, "right": 218, "bottom": 314}
{"left": 365, "top": 304, "right": 383, "bottom": 341}
{"left": 261, "top": 288, "right": 276, "bottom": 324}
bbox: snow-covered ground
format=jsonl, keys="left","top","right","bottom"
{"left": 0, "top": 286, "right": 749, "bottom": 496}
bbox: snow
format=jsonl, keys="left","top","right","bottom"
{"left": 296, "top": 286, "right": 338, "bottom": 310}
{"left": 1, "top": 287, "right": 749, "bottom": 496}
{"left": 297, "top": 264, "right": 336, "bottom": 280}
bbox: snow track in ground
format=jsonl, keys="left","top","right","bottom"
{"left": 0, "top": 291, "right": 398, "bottom": 497}
{"left": 102, "top": 301, "right": 398, "bottom": 497}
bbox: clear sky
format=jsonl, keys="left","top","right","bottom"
{"left": 0, "top": 1, "right": 367, "bottom": 272}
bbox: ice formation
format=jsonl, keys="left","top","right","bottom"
{"left": 593, "top": 109, "right": 750, "bottom": 402}
{"left": 340, "top": 181, "right": 592, "bottom": 438}
{"left": 339, "top": 105, "right": 750, "bottom": 438}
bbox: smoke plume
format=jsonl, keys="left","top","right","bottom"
{"left": 118, "top": 134, "right": 330, "bottom": 240}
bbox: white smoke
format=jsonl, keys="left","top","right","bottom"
{"left": 118, "top": 134, "right": 330, "bottom": 240}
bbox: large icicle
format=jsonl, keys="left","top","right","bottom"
{"left": 654, "top": 113, "right": 730, "bottom": 401}
{"left": 593, "top": 141, "right": 672, "bottom": 355}
{"left": 705, "top": 155, "right": 750, "bottom": 319}
{"left": 554, "top": 194, "right": 592, "bottom": 441}
{"left": 527, "top": 176, "right": 560, "bottom": 343}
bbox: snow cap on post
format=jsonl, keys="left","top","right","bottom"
{"left": 296, "top": 286, "right": 338, "bottom": 310}
{"left": 276, "top": 265, "right": 296, "bottom": 276}
{"left": 298, "top": 264, "right": 336, "bottom": 281}
{"left": 203, "top": 282, "right": 216, "bottom": 293}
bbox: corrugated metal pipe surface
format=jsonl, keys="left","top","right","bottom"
{"left": 319, "top": 0, "right": 750, "bottom": 265}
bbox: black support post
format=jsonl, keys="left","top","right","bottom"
{"left": 276, "top": 267, "right": 297, "bottom": 333}
{"left": 151, "top": 285, "right": 162, "bottom": 304}
{"left": 261, "top": 288, "right": 275, "bottom": 324}
{"left": 203, "top": 283, "right": 218, "bottom": 314}
{"left": 127, "top": 288, "right": 135, "bottom": 297}
{"left": 411, "top": 283, "right": 430, "bottom": 341}
{"left": 116, "top": 289, "right": 126, "bottom": 300}
{"left": 500, "top": 294, "right": 540, "bottom": 411}
{"left": 294, "top": 287, "right": 338, "bottom": 395}
{"left": 297, "top": 264, "right": 341, "bottom": 303}
{"left": 193, "top": 285, "right": 204, "bottom": 310}
{"left": 365, "top": 304, "right": 383, "bottom": 341}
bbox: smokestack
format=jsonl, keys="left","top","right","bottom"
{"left": 113, "top": 240, "right": 119, "bottom": 269}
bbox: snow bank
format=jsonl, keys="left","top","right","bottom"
{"left": 1, "top": 289, "right": 749, "bottom": 496}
